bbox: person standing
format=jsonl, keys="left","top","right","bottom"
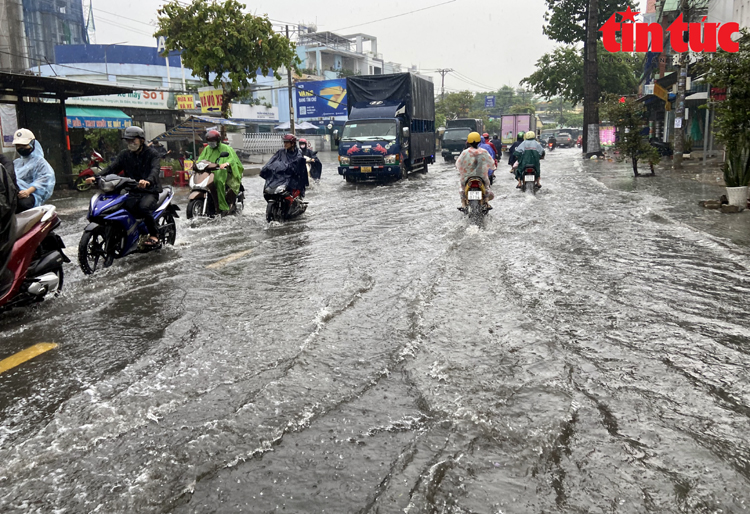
{"left": 12, "top": 129, "right": 55, "bottom": 213}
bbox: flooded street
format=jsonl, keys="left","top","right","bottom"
{"left": 1, "top": 149, "right": 749, "bottom": 513}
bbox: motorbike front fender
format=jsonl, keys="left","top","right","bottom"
{"left": 84, "top": 222, "right": 101, "bottom": 232}
{"left": 188, "top": 190, "right": 207, "bottom": 200}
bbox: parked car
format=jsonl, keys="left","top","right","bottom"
{"left": 556, "top": 132, "right": 574, "bottom": 148}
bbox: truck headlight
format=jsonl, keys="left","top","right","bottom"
{"left": 384, "top": 154, "right": 399, "bottom": 164}
{"left": 339, "top": 156, "right": 350, "bottom": 165}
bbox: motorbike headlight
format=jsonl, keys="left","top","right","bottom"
{"left": 384, "top": 154, "right": 399, "bottom": 164}
{"left": 274, "top": 185, "right": 287, "bottom": 195}
{"left": 339, "top": 156, "right": 350, "bottom": 165}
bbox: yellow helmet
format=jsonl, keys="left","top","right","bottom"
{"left": 524, "top": 131, "right": 536, "bottom": 140}
{"left": 467, "top": 132, "right": 481, "bottom": 144}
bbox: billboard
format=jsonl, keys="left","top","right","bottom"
{"left": 296, "top": 79, "right": 347, "bottom": 118}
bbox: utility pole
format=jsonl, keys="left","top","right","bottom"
{"left": 583, "top": 0, "right": 603, "bottom": 157}
{"left": 436, "top": 68, "right": 453, "bottom": 100}
{"left": 286, "top": 25, "right": 295, "bottom": 135}
{"left": 673, "top": 0, "right": 689, "bottom": 169}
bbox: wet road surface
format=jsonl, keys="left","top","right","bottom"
{"left": 1, "top": 149, "right": 749, "bottom": 513}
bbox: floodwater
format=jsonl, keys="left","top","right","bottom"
{"left": 1, "top": 149, "right": 749, "bottom": 513}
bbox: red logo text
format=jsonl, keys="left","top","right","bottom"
{"left": 600, "top": 6, "right": 740, "bottom": 53}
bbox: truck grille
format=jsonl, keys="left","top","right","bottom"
{"left": 351, "top": 155, "right": 385, "bottom": 167}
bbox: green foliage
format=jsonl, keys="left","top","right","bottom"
{"left": 521, "top": 43, "right": 641, "bottom": 105}
{"left": 543, "top": 0, "right": 636, "bottom": 44}
{"left": 337, "top": 69, "right": 360, "bottom": 78}
{"left": 695, "top": 30, "right": 750, "bottom": 157}
{"left": 83, "top": 129, "right": 122, "bottom": 160}
{"left": 600, "top": 95, "right": 660, "bottom": 175}
{"left": 510, "top": 103, "right": 535, "bottom": 114}
{"left": 723, "top": 148, "right": 750, "bottom": 187}
{"left": 436, "top": 91, "right": 475, "bottom": 120}
{"left": 155, "top": 0, "right": 298, "bottom": 118}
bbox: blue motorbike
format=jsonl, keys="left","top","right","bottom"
{"left": 78, "top": 175, "right": 179, "bottom": 275}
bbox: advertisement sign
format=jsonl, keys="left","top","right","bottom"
{"left": 176, "top": 94, "right": 195, "bottom": 110}
{"left": 653, "top": 84, "right": 668, "bottom": 103}
{"left": 231, "top": 103, "right": 279, "bottom": 122}
{"left": 199, "top": 88, "right": 223, "bottom": 113}
{"left": 485, "top": 95, "right": 495, "bottom": 108}
{"left": 295, "top": 79, "right": 347, "bottom": 118}
{"left": 67, "top": 91, "right": 172, "bottom": 110}
{"left": 67, "top": 115, "right": 131, "bottom": 130}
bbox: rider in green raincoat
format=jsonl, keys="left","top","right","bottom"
{"left": 197, "top": 129, "right": 243, "bottom": 212}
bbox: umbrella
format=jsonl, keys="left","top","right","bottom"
{"left": 274, "top": 121, "right": 320, "bottom": 131}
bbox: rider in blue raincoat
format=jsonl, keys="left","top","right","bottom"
{"left": 479, "top": 136, "right": 497, "bottom": 184}
{"left": 12, "top": 129, "right": 55, "bottom": 212}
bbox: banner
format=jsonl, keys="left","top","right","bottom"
{"left": 199, "top": 88, "right": 223, "bottom": 113}
{"left": 67, "top": 91, "right": 172, "bottom": 110}
{"left": 176, "top": 94, "right": 195, "bottom": 110}
{"left": 295, "top": 79, "right": 347, "bottom": 118}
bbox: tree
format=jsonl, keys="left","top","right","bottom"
{"left": 155, "top": 0, "right": 298, "bottom": 118}
{"left": 521, "top": 44, "right": 640, "bottom": 106}
{"left": 600, "top": 95, "right": 660, "bottom": 176}
{"left": 542, "top": 0, "right": 635, "bottom": 155}
{"left": 436, "top": 91, "right": 475, "bottom": 121}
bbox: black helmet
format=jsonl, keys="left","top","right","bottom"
{"left": 122, "top": 126, "right": 145, "bottom": 140}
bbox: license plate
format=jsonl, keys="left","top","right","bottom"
{"left": 467, "top": 190, "right": 482, "bottom": 200}
{"left": 361, "top": 166, "right": 372, "bottom": 173}
{"left": 524, "top": 175, "right": 535, "bottom": 182}
{"left": 452, "top": 152, "right": 460, "bottom": 155}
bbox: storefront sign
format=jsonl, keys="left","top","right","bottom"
{"left": 176, "top": 95, "right": 195, "bottom": 110}
{"left": 653, "top": 83, "right": 668, "bottom": 102}
{"left": 67, "top": 91, "right": 172, "bottom": 110}
{"left": 231, "top": 103, "right": 279, "bottom": 122}
{"left": 199, "top": 88, "right": 223, "bottom": 113}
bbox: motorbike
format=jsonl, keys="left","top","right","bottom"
{"left": 78, "top": 175, "right": 179, "bottom": 275}
{"left": 520, "top": 166, "right": 539, "bottom": 194}
{"left": 0, "top": 205, "right": 69, "bottom": 311}
{"left": 261, "top": 153, "right": 308, "bottom": 223}
{"left": 264, "top": 184, "right": 307, "bottom": 223}
{"left": 547, "top": 142, "right": 556, "bottom": 151}
{"left": 460, "top": 177, "right": 490, "bottom": 225}
{"left": 305, "top": 153, "right": 322, "bottom": 181}
{"left": 649, "top": 138, "right": 674, "bottom": 157}
{"left": 576, "top": 137, "right": 582, "bottom": 148}
{"left": 186, "top": 152, "right": 244, "bottom": 219}
{"left": 74, "top": 151, "right": 114, "bottom": 192}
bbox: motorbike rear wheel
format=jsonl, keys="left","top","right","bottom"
{"left": 468, "top": 199, "right": 483, "bottom": 226}
{"left": 78, "top": 226, "right": 107, "bottom": 275}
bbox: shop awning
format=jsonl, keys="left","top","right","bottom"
{"left": 66, "top": 106, "right": 132, "bottom": 130}
{"left": 685, "top": 92, "right": 708, "bottom": 101}
{"left": 151, "top": 115, "right": 245, "bottom": 142}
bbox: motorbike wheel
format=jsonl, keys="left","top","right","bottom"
{"left": 158, "top": 213, "right": 177, "bottom": 246}
{"left": 75, "top": 175, "right": 92, "bottom": 192}
{"left": 186, "top": 197, "right": 212, "bottom": 219}
{"left": 266, "top": 202, "right": 280, "bottom": 223}
{"left": 468, "top": 200, "right": 483, "bottom": 226}
{"left": 78, "top": 227, "right": 107, "bottom": 275}
{"left": 53, "top": 267, "right": 64, "bottom": 294}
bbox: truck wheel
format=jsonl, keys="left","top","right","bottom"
{"left": 422, "top": 161, "right": 428, "bottom": 174}
{"left": 399, "top": 163, "right": 408, "bottom": 180}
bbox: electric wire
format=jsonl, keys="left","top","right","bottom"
{"left": 332, "top": 0, "right": 456, "bottom": 32}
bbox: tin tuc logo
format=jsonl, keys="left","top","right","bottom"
{"left": 600, "top": 6, "right": 741, "bottom": 53}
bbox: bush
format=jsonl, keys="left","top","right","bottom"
{"left": 723, "top": 146, "right": 750, "bottom": 187}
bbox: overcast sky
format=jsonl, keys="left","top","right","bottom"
{"left": 90, "top": 0, "right": 649, "bottom": 93}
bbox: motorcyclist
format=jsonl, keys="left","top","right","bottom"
{"left": 196, "top": 129, "right": 243, "bottom": 214}
{"left": 514, "top": 131, "right": 546, "bottom": 189}
{"left": 87, "top": 126, "right": 161, "bottom": 247}
{"left": 483, "top": 132, "right": 498, "bottom": 162}
{"left": 547, "top": 134, "right": 557, "bottom": 150}
{"left": 456, "top": 132, "right": 494, "bottom": 209}
{"left": 507, "top": 132, "right": 525, "bottom": 168}
{"left": 298, "top": 138, "right": 322, "bottom": 181}
{"left": 479, "top": 136, "right": 497, "bottom": 185}
{"left": 260, "top": 134, "right": 309, "bottom": 199}
{"left": 490, "top": 134, "right": 502, "bottom": 155}
{"left": 12, "top": 129, "right": 56, "bottom": 213}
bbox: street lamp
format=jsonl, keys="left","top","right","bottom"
{"left": 327, "top": 123, "right": 333, "bottom": 151}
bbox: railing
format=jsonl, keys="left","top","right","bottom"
{"left": 243, "top": 133, "right": 284, "bottom": 155}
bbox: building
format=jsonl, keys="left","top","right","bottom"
{"left": 734, "top": 0, "right": 750, "bottom": 28}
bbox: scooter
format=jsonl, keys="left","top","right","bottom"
{"left": 547, "top": 142, "right": 556, "bottom": 152}
{"left": 78, "top": 175, "right": 179, "bottom": 275}
{"left": 264, "top": 184, "right": 307, "bottom": 223}
{"left": 74, "top": 151, "right": 111, "bottom": 192}
{"left": 520, "top": 166, "right": 539, "bottom": 194}
{"left": 0, "top": 205, "right": 69, "bottom": 311}
{"left": 459, "top": 177, "right": 490, "bottom": 226}
{"left": 186, "top": 152, "right": 244, "bottom": 219}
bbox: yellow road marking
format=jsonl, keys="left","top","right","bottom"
{"left": 0, "top": 343, "right": 58, "bottom": 374}
{"left": 206, "top": 249, "right": 253, "bottom": 270}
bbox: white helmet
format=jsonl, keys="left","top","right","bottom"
{"left": 524, "top": 131, "right": 536, "bottom": 140}
{"left": 12, "top": 128, "right": 35, "bottom": 145}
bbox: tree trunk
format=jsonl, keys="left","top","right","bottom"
{"left": 584, "top": 0, "right": 603, "bottom": 158}
{"left": 632, "top": 157, "right": 640, "bottom": 176}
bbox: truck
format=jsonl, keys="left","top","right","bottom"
{"left": 335, "top": 73, "right": 436, "bottom": 182}
{"left": 499, "top": 114, "right": 543, "bottom": 153}
{"left": 440, "top": 118, "right": 484, "bottom": 162}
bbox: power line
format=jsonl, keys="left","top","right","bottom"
{"left": 332, "top": 0, "right": 456, "bottom": 32}
{"left": 93, "top": 7, "right": 156, "bottom": 28}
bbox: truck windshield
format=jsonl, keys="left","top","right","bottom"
{"left": 341, "top": 121, "right": 398, "bottom": 141}
{"left": 444, "top": 128, "right": 470, "bottom": 141}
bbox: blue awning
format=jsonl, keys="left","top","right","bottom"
{"left": 66, "top": 106, "right": 131, "bottom": 130}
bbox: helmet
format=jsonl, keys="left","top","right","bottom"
{"left": 282, "top": 134, "right": 297, "bottom": 143}
{"left": 122, "top": 126, "right": 145, "bottom": 140}
{"left": 517, "top": 131, "right": 525, "bottom": 141}
{"left": 466, "top": 132, "right": 481, "bottom": 144}
{"left": 524, "top": 131, "right": 536, "bottom": 140}
{"left": 12, "top": 128, "right": 35, "bottom": 145}
{"left": 205, "top": 129, "right": 221, "bottom": 142}
{"left": 482, "top": 132, "right": 490, "bottom": 139}
{"left": 298, "top": 138, "right": 308, "bottom": 144}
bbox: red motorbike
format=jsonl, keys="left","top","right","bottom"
{"left": 0, "top": 205, "right": 69, "bottom": 311}
{"left": 74, "top": 151, "right": 112, "bottom": 191}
